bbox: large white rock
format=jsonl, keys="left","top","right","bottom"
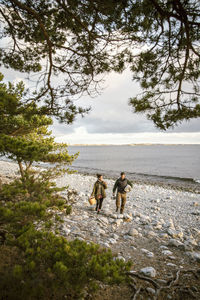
{"left": 167, "top": 228, "right": 183, "bottom": 239}
{"left": 111, "top": 213, "right": 118, "bottom": 219}
{"left": 167, "top": 263, "right": 177, "bottom": 267}
{"left": 141, "top": 249, "right": 154, "bottom": 258}
{"left": 146, "top": 231, "right": 157, "bottom": 238}
{"left": 159, "top": 218, "right": 165, "bottom": 224}
{"left": 155, "top": 224, "right": 163, "bottom": 230}
{"left": 193, "top": 252, "right": 200, "bottom": 262}
{"left": 186, "top": 252, "right": 200, "bottom": 262}
{"left": 185, "top": 238, "right": 197, "bottom": 246}
{"left": 162, "top": 250, "right": 173, "bottom": 256}
{"left": 159, "top": 233, "right": 169, "bottom": 239}
{"left": 96, "top": 228, "right": 106, "bottom": 236}
{"left": 124, "top": 235, "right": 134, "bottom": 240}
{"left": 140, "top": 215, "right": 150, "bottom": 225}
{"left": 102, "top": 242, "right": 110, "bottom": 248}
{"left": 164, "top": 218, "right": 175, "bottom": 229}
{"left": 61, "top": 227, "right": 71, "bottom": 236}
{"left": 117, "top": 214, "right": 124, "bottom": 219}
{"left": 108, "top": 238, "right": 117, "bottom": 245}
{"left": 123, "top": 213, "right": 133, "bottom": 221}
{"left": 141, "top": 248, "right": 149, "bottom": 254}
{"left": 168, "top": 239, "right": 184, "bottom": 248}
{"left": 115, "top": 219, "right": 123, "bottom": 227}
{"left": 140, "top": 267, "right": 156, "bottom": 278}
{"left": 128, "top": 228, "right": 139, "bottom": 236}
{"left": 160, "top": 245, "right": 168, "bottom": 250}
{"left": 98, "top": 216, "right": 109, "bottom": 225}
{"left": 111, "top": 233, "right": 119, "bottom": 240}
{"left": 146, "top": 287, "right": 156, "bottom": 295}
{"left": 117, "top": 255, "right": 126, "bottom": 262}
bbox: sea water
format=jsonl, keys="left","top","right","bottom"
{"left": 68, "top": 145, "right": 200, "bottom": 186}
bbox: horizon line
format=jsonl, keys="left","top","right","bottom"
{"left": 68, "top": 143, "right": 200, "bottom": 146}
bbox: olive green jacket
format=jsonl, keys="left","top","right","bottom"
{"left": 91, "top": 180, "right": 107, "bottom": 200}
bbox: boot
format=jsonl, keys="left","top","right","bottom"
{"left": 97, "top": 209, "right": 101, "bottom": 214}
{"left": 116, "top": 207, "right": 119, "bottom": 212}
{"left": 120, "top": 209, "right": 123, "bottom": 214}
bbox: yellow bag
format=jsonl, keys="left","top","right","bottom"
{"left": 88, "top": 197, "right": 96, "bottom": 205}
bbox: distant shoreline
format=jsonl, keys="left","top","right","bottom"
{"left": 69, "top": 143, "right": 200, "bottom": 146}
{"left": 0, "top": 159, "right": 199, "bottom": 194}
{"left": 68, "top": 167, "right": 200, "bottom": 194}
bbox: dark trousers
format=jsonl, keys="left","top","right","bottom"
{"left": 96, "top": 198, "right": 104, "bottom": 211}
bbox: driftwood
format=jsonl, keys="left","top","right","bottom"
{"left": 132, "top": 286, "right": 141, "bottom": 300}
{"left": 127, "top": 268, "right": 200, "bottom": 300}
{"left": 128, "top": 271, "right": 160, "bottom": 289}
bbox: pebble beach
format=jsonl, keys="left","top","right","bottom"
{"left": 1, "top": 160, "right": 200, "bottom": 297}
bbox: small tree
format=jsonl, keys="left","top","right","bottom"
{"left": 0, "top": 72, "right": 78, "bottom": 183}
{"left": 0, "top": 74, "right": 132, "bottom": 299}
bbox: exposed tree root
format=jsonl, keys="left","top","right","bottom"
{"left": 127, "top": 268, "right": 200, "bottom": 300}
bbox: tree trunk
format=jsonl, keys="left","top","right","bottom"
{"left": 26, "top": 161, "right": 32, "bottom": 171}
{"left": 18, "top": 160, "right": 24, "bottom": 180}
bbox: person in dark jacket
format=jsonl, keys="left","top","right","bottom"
{"left": 91, "top": 174, "right": 107, "bottom": 214}
{"left": 113, "top": 172, "right": 133, "bottom": 214}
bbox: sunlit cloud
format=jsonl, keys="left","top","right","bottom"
{"left": 54, "top": 127, "right": 200, "bottom": 145}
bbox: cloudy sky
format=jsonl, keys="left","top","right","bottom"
{"left": 2, "top": 67, "right": 200, "bottom": 144}
{"left": 50, "top": 70, "right": 200, "bottom": 145}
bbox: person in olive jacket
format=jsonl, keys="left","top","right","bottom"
{"left": 91, "top": 174, "right": 107, "bottom": 214}
{"left": 113, "top": 172, "right": 133, "bottom": 214}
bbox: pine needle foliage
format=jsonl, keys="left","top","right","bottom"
{"left": 0, "top": 72, "right": 78, "bottom": 182}
{"left": 0, "top": 73, "right": 132, "bottom": 299}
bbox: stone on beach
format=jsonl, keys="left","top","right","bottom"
{"left": 61, "top": 227, "right": 71, "bottom": 236}
{"left": 163, "top": 219, "right": 175, "bottom": 229}
{"left": 116, "top": 255, "right": 126, "bottom": 262}
{"left": 140, "top": 267, "right": 156, "bottom": 278}
{"left": 98, "top": 216, "right": 109, "bottom": 225}
{"left": 139, "top": 215, "right": 150, "bottom": 225}
{"left": 161, "top": 250, "right": 173, "bottom": 256}
{"left": 186, "top": 252, "right": 200, "bottom": 262}
{"left": 146, "top": 230, "right": 157, "bottom": 238}
{"left": 166, "top": 263, "right": 177, "bottom": 267}
{"left": 168, "top": 239, "right": 184, "bottom": 248}
{"left": 146, "top": 287, "right": 156, "bottom": 295}
{"left": 167, "top": 228, "right": 183, "bottom": 239}
{"left": 128, "top": 228, "right": 139, "bottom": 237}
{"left": 141, "top": 248, "right": 154, "bottom": 258}
{"left": 114, "top": 219, "right": 123, "bottom": 227}
{"left": 159, "top": 233, "right": 170, "bottom": 239}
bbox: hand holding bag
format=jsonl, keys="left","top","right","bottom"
{"left": 88, "top": 196, "right": 96, "bottom": 205}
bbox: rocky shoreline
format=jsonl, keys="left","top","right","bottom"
{"left": 68, "top": 166, "right": 200, "bottom": 194}
{"left": 1, "top": 160, "right": 200, "bottom": 298}
{"left": 57, "top": 172, "right": 200, "bottom": 298}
